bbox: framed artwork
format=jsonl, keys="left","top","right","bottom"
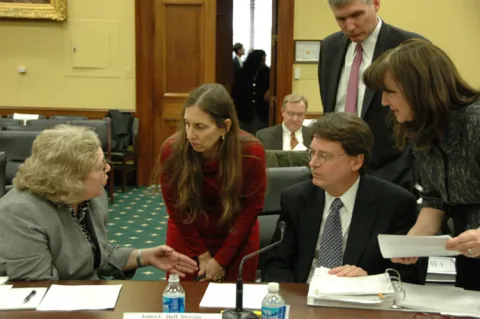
{"left": 294, "top": 40, "right": 322, "bottom": 64}
{"left": 0, "top": 0, "right": 66, "bottom": 21}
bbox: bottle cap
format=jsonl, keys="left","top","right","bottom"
{"left": 169, "top": 274, "right": 180, "bottom": 282}
{"left": 267, "top": 282, "right": 279, "bottom": 292}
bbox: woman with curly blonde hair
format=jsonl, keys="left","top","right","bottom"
{"left": 0, "top": 125, "right": 196, "bottom": 280}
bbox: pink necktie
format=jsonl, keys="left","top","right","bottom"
{"left": 345, "top": 43, "right": 363, "bottom": 114}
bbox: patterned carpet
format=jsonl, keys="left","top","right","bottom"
{"left": 107, "top": 186, "right": 168, "bottom": 280}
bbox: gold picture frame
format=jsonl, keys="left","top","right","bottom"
{"left": 0, "top": 0, "right": 66, "bottom": 21}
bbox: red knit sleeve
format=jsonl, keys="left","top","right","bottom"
{"left": 159, "top": 137, "right": 208, "bottom": 256}
{"left": 214, "top": 141, "right": 266, "bottom": 267}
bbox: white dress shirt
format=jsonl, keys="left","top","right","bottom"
{"left": 334, "top": 18, "right": 382, "bottom": 116}
{"left": 282, "top": 122, "right": 305, "bottom": 151}
{"left": 235, "top": 55, "right": 243, "bottom": 67}
{"left": 307, "top": 176, "right": 361, "bottom": 283}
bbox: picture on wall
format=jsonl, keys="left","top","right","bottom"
{"left": 0, "top": 0, "right": 66, "bottom": 21}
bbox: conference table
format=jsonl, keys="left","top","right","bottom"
{"left": 0, "top": 280, "right": 470, "bottom": 319}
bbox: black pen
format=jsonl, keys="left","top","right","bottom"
{"left": 196, "top": 274, "right": 206, "bottom": 281}
{"left": 23, "top": 290, "right": 36, "bottom": 304}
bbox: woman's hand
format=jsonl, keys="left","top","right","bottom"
{"left": 328, "top": 265, "right": 368, "bottom": 277}
{"left": 205, "top": 258, "right": 226, "bottom": 282}
{"left": 446, "top": 228, "right": 480, "bottom": 258}
{"left": 197, "top": 251, "right": 212, "bottom": 281}
{"left": 142, "top": 245, "right": 198, "bottom": 277}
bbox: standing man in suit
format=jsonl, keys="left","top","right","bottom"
{"left": 232, "top": 43, "right": 245, "bottom": 78}
{"left": 256, "top": 93, "right": 312, "bottom": 150}
{"left": 318, "top": 0, "right": 425, "bottom": 191}
{"left": 262, "top": 113, "right": 425, "bottom": 284}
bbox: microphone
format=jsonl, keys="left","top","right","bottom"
{"left": 222, "top": 221, "right": 286, "bottom": 319}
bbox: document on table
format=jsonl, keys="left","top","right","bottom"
{"left": 0, "top": 277, "right": 8, "bottom": 285}
{"left": 378, "top": 234, "right": 459, "bottom": 258}
{"left": 0, "top": 286, "right": 48, "bottom": 310}
{"left": 124, "top": 314, "right": 222, "bottom": 319}
{"left": 37, "top": 284, "right": 122, "bottom": 311}
{"left": 400, "top": 282, "right": 480, "bottom": 318}
{"left": 200, "top": 283, "right": 268, "bottom": 309}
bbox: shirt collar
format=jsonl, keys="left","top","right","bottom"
{"left": 325, "top": 176, "right": 361, "bottom": 214}
{"left": 353, "top": 17, "right": 382, "bottom": 60}
{"left": 282, "top": 122, "right": 302, "bottom": 135}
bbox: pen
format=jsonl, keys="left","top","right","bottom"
{"left": 23, "top": 290, "right": 36, "bottom": 304}
{"left": 196, "top": 274, "right": 206, "bottom": 281}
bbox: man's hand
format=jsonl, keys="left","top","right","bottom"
{"left": 328, "top": 265, "right": 368, "bottom": 277}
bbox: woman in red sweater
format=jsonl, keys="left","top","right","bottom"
{"left": 154, "top": 83, "right": 267, "bottom": 282}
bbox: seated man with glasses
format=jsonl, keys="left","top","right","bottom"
{"left": 256, "top": 93, "right": 311, "bottom": 150}
{"left": 262, "top": 112, "right": 425, "bottom": 284}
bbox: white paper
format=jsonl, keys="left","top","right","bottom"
{"left": 37, "top": 284, "right": 122, "bottom": 311}
{"left": 308, "top": 267, "right": 394, "bottom": 296}
{"left": 428, "top": 257, "right": 456, "bottom": 274}
{"left": 400, "top": 282, "right": 480, "bottom": 317}
{"left": 124, "top": 314, "right": 221, "bottom": 319}
{"left": 0, "top": 277, "right": 8, "bottom": 285}
{"left": 0, "top": 287, "right": 48, "bottom": 310}
{"left": 200, "top": 283, "right": 268, "bottom": 309}
{"left": 378, "top": 234, "right": 459, "bottom": 258}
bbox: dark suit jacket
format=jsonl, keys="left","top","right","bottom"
{"left": 262, "top": 174, "right": 426, "bottom": 284}
{"left": 233, "top": 57, "right": 241, "bottom": 78}
{"left": 318, "top": 22, "right": 426, "bottom": 191}
{"left": 256, "top": 124, "right": 312, "bottom": 150}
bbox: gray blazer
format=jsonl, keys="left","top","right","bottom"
{"left": 0, "top": 188, "right": 135, "bottom": 280}
{"left": 256, "top": 124, "right": 312, "bottom": 150}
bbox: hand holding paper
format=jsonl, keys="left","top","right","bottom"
{"left": 378, "top": 234, "right": 459, "bottom": 259}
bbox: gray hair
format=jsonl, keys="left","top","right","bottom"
{"left": 14, "top": 125, "right": 101, "bottom": 204}
{"left": 328, "top": 0, "right": 371, "bottom": 8}
{"left": 282, "top": 93, "right": 309, "bottom": 110}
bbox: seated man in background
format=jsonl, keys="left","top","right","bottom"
{"left": 262, "top": 112, "right": 425, "bottom": 284}
{"left": 256, "top": 93, "right": 312, "bottom": 150}
{"left": 0, "top": 125, "right": 197, "bottom": 280}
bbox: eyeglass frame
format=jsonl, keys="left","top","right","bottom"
{"left": 285, "top": 110, "right": 306, "bottom": 118}
{"left": 307, "top": 149, "right": 347, "bottom": 165}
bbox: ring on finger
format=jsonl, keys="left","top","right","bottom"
{"left": 468, "top": 248, "right": 473, "bottom": 255}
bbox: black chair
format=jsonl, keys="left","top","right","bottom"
{"left": 0, "top": 131, "right": 41, "bottom": 192}
{"left": 26, "top": 119, "right": 69, "bottom": 127}
{"left": 111, "top": 117, "right": 139, "bottom": 192}
{"left": 0, "top": 119, "right": 22, "bottom": 129}
{"left": 257, "top": 166, "right": 312, "bottom": 279}
{"left": 50, "top": 115, "right": 88, "bottom": 120}
{"left": 71, "top": 119, "right": 114, "bottom": 204}
{"left": 265, "top": 150, "right": 310, "bottom": 168}
{"left": 0, "top": 151, "right": 6, "bottom": 198}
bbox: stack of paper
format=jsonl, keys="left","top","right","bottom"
{"left": 200, "top": 283, "right": 268, "bottom": 309}
{"left": 400, "top": 282, "right": 480, "bottom": 318}
{"left": 378, "top": 234, "right": 459, "bottom": 258}
{"left": 307, "top": 267, "right": 395, "bottom": 306}
{"left": 0, "top": 286, "right": 48, "bottom": 310}
{"left": 426, "top": 257, "right": 456, "bottom": 283}
{"left": 37, "top": 284, "right": 122, "bottom": 311}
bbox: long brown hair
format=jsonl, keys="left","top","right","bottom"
{"left": 363, "top": 38, "right": 480, "bottom": 149}
{"left": 152, "top": 84, "right": 248, "bottom": 226}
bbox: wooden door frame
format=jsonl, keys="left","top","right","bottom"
{"left": 135, "top": 0, "right": 295, "bottom": 186}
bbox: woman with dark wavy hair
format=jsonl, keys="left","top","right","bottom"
{"left": 363, "top": 38, "right": 480, "bottom": 290}
{"left": 153, "top": 83, "right": 267, "bottom": 282}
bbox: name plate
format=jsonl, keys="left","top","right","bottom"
{"left": 124, "top": 314, "right": 221, "bottom": 319}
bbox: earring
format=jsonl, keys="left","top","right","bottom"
{"left": 221, "top": 135, "right": 225, "bottom": 141}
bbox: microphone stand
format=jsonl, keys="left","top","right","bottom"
{"left": 222, "top": 221, "right": 286, "bottom": 319}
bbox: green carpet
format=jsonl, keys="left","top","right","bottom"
{"left": 107, "top": 186, "right": 168, "bottom": 280}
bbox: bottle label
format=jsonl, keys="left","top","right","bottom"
{"left": 261, "top": 305, "right": 286, "bottom": 319}
{"left": 163, "top": 296, "right": 185, "bottom": 313}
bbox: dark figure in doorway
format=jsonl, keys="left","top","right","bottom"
{"left": 232, "top": 49, "right": 270, "bottom": 135}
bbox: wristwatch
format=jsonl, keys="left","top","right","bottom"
{"left": 136, "top": 249, "right": 144, "bottom": 267}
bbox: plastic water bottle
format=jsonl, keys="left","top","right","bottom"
{"left": 162, "top": 274, "right": 185, "bottom": 313}
{"left": 261, "top": 282, "right": 286, "bottom": 319}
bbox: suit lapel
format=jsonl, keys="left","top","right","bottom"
{"left": 271, "top": 125, "right": 283, "bottom": 150}
{"left": 301, "top": 126, "right": 311, "bottom": 148}
{"left": 326, "top": 37, "right": 350, "bottom": 112}
{"left": 361, "top": 23, "right": 390, "bottom": 118}
{"left": 343, "top": 176, "right": 378, "bottom": 266}
{"left": 302, "top": 187, "right": 326, "bottom": 280}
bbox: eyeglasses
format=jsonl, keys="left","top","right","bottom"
{"left": 286, "top": 111, "right": 306, "bottom": 118}
{"left": 307, "top": 149, "right": 346, "bottom": 165}
{"left": 95, "top": 159, "right": 108, "bottom": 172}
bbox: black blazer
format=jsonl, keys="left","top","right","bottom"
{"left": 262, "top": 174, "right": 426, "bottom": 284}
{"left": 318, "top": 22, "right": 426, "bottom": 190}
{"left": 256, "top": 124, "right": 312, "bottom": 150}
